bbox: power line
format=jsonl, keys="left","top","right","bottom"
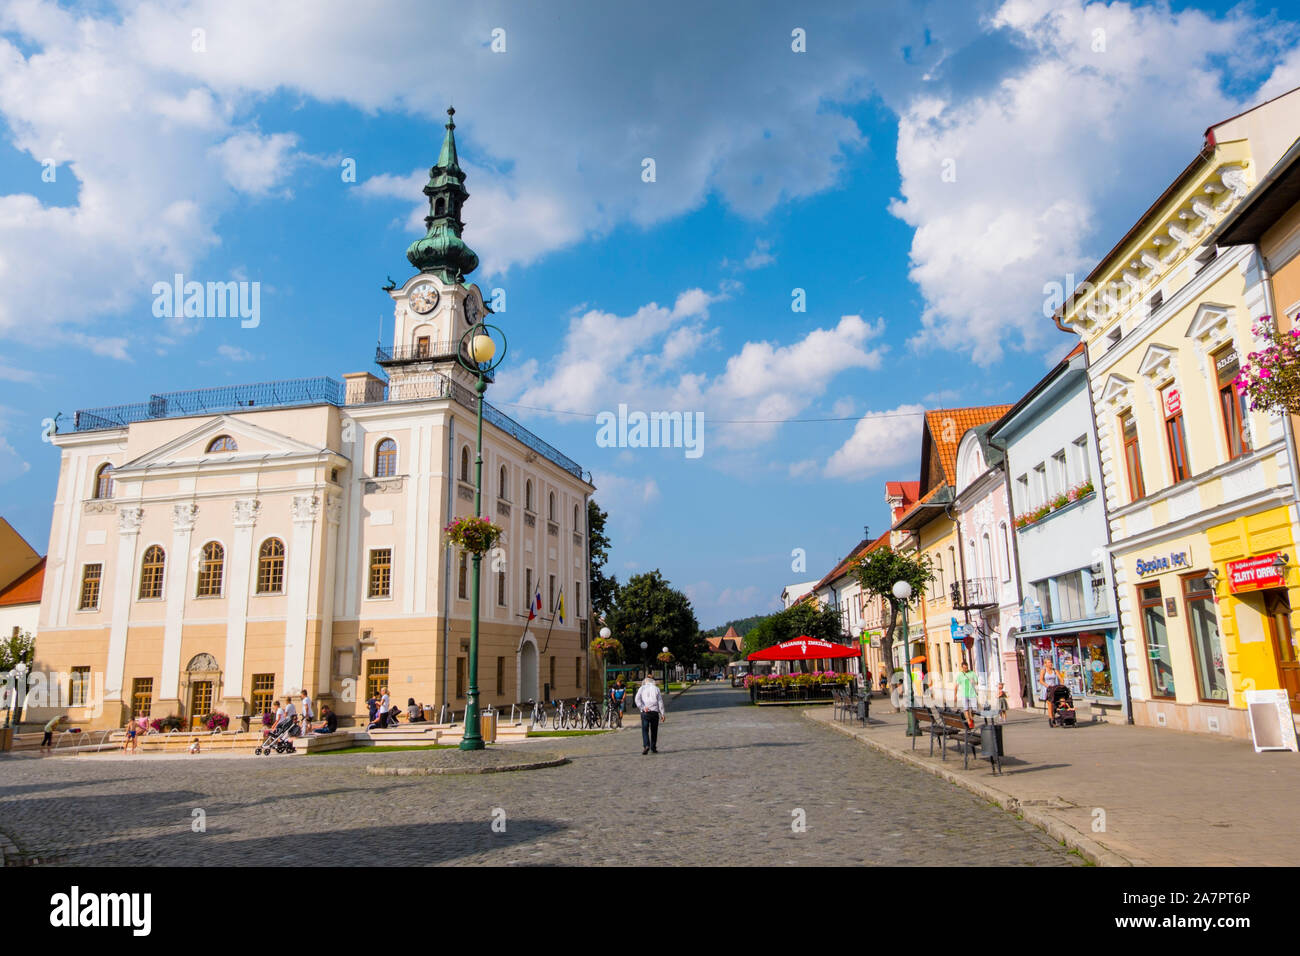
{"left": 491, "top": 399, "right": 927, "bottom": 426}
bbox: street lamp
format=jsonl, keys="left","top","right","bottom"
{"left": 892, "top": 580, "right": 919, "bottom": 736}
{"left": 662, "top": 646, "right": 670, "bottom": 690}
{"left": 640, "top": 641, "right": 648, "bottom": 680}
{"left": 455, "top": 316, "right": 508, "bottom": 751}
{"left": 599, "top": 626, "right": 612, "bottom": 701}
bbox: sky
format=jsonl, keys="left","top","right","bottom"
{"left": 2, "top": 0, "right": 1300, "bottom": 628}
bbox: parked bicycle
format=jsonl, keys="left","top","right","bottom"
{"left": 602, "top": 696, "right": 623, "bottom": 729}
{"left": 528, "top": 698, "right": 546, "bottom": 727}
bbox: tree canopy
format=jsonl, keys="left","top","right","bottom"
{"left": 847, "top": 546, "right": 935, "bottom": 673}
{"left": 587, "top": 499, "right": 618, "bottom": 622}
{"left": 741, "top": 601, "right": 844, "bottom": 660}
{"left": 606, "top": 569, "right": 704, "bottom": 666}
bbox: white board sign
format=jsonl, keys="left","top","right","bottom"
{"left": 1245, "top": 689, "right": 1298, "bottom": 753}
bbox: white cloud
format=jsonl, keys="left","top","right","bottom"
{"left": 824, "top": 404, "right": 927, "bottom": 479}
{"left": 216, "top": 344, "right": 257, "bottom": 362}
{"left": 890, "top": 0, "right": 1280, "bottom": 362}
{"left": 210, "top": 130, "right": 301, "bottom": 197}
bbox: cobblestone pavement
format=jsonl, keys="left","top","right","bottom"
{"left": 0, "top": 684, "right": 1081, "bottom": 866}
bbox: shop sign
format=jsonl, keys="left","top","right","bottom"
{"left": 1164, "top": 387, "right": 1182, "bottom": 416}
{"left": 1226, "top": 553, "right": 1285, "bottom": 593}
{"left": 1135, "top": 550, "right": 1191, "bottom": 577}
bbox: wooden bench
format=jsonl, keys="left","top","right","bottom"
{"left": 910, "top": 706, "right": 1003, "bottom": 772}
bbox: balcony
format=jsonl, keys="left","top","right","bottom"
{"left": 950, "top": 576, "right": 999, "bottom": 610}
{"left": 69, "top": 377, "right": 345, "bottom": 432}
{"left": 375, "top": 341, "right": 465, "bottom": 366}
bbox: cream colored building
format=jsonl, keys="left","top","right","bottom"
{"left": 1058, "top": 89, "right": 1300, "bottom": 737}
{"left": 33, "top": 111, "right": 594, "bottom": 730}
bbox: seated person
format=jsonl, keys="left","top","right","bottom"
{"left": 314, "top": 705, "right": 338, "bottom": 734}
{"left": 407, "top": 698, "right": 424, "bottom": 722}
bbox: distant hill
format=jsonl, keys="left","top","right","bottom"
{"left": 703, "top": 613, "right": 773, "bottom": 638}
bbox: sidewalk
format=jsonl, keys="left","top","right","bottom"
{"left": 805, "top": 700, "right": 1300, "bottom": 866}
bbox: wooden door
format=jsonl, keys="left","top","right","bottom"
{"left": 1264, "top": 591, "right": 1300, "bottom": 714}
{"left": 189, "top": 680, "right": 213, "bottom": 727}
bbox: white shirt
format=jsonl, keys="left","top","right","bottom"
{"left": 284, "top": 701, "right": 296, "bottom": 718}
{"left": 379, "top": 693, "right": 390, "bottom": 714}
{"left": 634, "top": 683, "right": 665, "bottom": 714}
{"left": 300, "top": 696, "right": 313, "bottom": 719}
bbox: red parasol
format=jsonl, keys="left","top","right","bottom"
{"left": 747, "top": 636, "right": 860, "bottom": 662}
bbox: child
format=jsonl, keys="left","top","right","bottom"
{"left": 996, "top": 683, "right": 1009, "bottom": 722}
{"left": 189, "top": 738, "right": 201, "bottom": 754}
{"left": 124, "top": 720, "right": 139, "bottom": 754}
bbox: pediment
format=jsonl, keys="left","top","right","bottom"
{"left": 1100, "top": 374, "right": 1134, "bottom": 408}
{"left": 1137, "top": 342, "right": 1177, "bottom": 382}
{"left": 1185, "top": 302, "right": 1233, "bottom": 344}
{"left": 117, "top": 415, "right": 329, "bottom": 472}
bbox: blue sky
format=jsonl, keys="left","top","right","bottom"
{"left": 2, "top": 0, "right": 1299, "bottom": 626}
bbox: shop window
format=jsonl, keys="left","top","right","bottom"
{"left": 1162, "top": 385, "right": 1190, "bottom": 483}
{"left": 1078, "top": 633, "right": 1114, "bottom": 698}
{"left": 1214, "top": 347, "right": 1251, "bottom": 461}
{"left": 1121, "top": 411, "right": 1146, "bottom": 501}
{"left": 1139, "top": 583, "right": 1175, "bottom": 699}
{"left": 1183, "top": 576, "right": 1228, "bottom": 702}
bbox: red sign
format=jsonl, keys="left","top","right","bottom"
{"left": 1164, "top": 388, "right": 1182, "bottom": 416}
{"left": 1227, "top": 553, "right": 1285, "bottom": 593}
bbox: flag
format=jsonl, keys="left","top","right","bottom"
{"left": 557, "top": 588, "right": 566, "bottom": 624}
{"left": 527, "top": 584, "right": 542, "bottom": 622}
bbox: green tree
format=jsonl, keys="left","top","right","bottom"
{"left": 587, "top": 499, "right": 619, "bottom": 621}
{"left": 741, "top": 601, "right": 843, "bottom": 667}
{"left": 848, "top": 547, "right": 935, "bottom": 676}
{"left": 0, "top": 629, "right": 34, "bottom": 672}
{"left": 607, "top": 570, "right": 704, "bottom": 666}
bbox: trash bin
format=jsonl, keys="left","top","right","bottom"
{"left": 856, "top": 698, "right": 869, "bottom": 723}
{"left": 480, "top": 711, "right": 497, "bottom": 744}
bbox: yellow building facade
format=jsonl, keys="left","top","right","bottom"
{"left": 1060, "top": 90, "right": 1300, "bottom": 737}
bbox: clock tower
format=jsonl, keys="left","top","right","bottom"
{"left": 379, "top": 107, "right": 490, "bottom": 395}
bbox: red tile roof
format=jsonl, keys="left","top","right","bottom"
{"left": 0, "top": 557, "right": 44, "bottom": 607}
{"left": 923, "top": 405, "right": 1013, "bottom": 487}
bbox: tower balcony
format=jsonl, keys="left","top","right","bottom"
{"left": 375, "top": 340, "right": 465, "bottom": 366}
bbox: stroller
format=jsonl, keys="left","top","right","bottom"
{"left": 255, "top": 714, "right": 302, "bottom": 755}
{"left": 1047, "top": 684, "right": 1077, "bottom": 727}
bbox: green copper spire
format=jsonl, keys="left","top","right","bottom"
{"left": 406, "top": 106, "right": 479, "bottom": 282}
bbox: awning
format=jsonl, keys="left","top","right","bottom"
{"left": 910, "top": 654, "right": 927, "bottom": 664}
{"left": 747, "top": 636, "right": 860, "bottom": 662}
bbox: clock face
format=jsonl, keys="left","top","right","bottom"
{"left": 410, "top": 285, "right": 439, "bottom": 315}
{"left": 464, "top": 296, "right": 480, "bottom": 326}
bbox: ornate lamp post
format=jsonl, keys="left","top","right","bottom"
{"left": 640, "top": 641, "right": 649, "bottom": 680}
{"left": 661, "top": 646, "right": 672, "bottom": 690}
{"left": 598, "top": 626, "right": 612, "bottom": 701}
{"left": 893, "top": 581, "right": 919, "bottom": 736}
{"left": 455, "top": 318, "right": 507, "bottom": 751}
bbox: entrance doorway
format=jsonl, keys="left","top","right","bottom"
{"left": 1264, "top": 590, "right": 1300, "bottom": 714}
{"left": 519, "top": 639, "right": 538, "bottom": 703}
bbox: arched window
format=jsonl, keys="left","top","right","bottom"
{"left": 375, "top": 438, "right": 397, "bottom": 478}
{"left": 982, "top": 533, "right": 994, "bottom": 581}
{"left": 197, "top": 542, "right": 225, "bottom": 597}
{"left": 548, "top": 492, "right": 556, "bottom": 521}
{"left": 499, "top": 465, "right": 508, "bottom": 499}
{"left": 206, "top": 435, "right": 237, "bottom": 453}
{"left": 573, "top": 503, "right": 580, "bottom": 530}
{"left": 257, "top": 538, "right": 286, "bottom": 594}
{"left": 460, "top": 446, "right": 470, "bottom": 482}
{"left": 525, "top": 480, "right": 534, "bottom": 512}
{"left": 435, "top": 197, "right": 446, "bottom": 217}
{"left": 94, "top": 463, "right": 114, "bottom": 499}
{"left": 138, "top": 545, "right": 165, "bottom": 600}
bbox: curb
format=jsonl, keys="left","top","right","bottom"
{"left": 804, "top": 711, "right": 1133, "bottom": 868}
{"left": 366, "top": 755, "right": 569, "bottom": 776}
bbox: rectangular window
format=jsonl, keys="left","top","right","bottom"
{"left": 496, "top": 656, "right": 504, "bottom": 697}
{"left": 458, "top": 553, "right": 468, "bottom": 600}
{"left": 1055, "top": 571, "right": 1085, "bottom": 622}
{"left": 416, "top": 335, "right": 430, "bottom": 358}
{"left": 1163, "top": 386, "right": 1190, "bottom": 483}
{"left": 1072, "top": 435, "right": 1090, "bottom": 484}
{"left": 79, "top": 564, "right": 102, "bottom": 610}
{"left": 131, "top": 677, "right": 153, "bottom": 720}
{"left": 1184, "top": 576, "right": 1228, "bottom": 702}
{"left": 1051, "top": 450, "right": 1068, "bottom": 496}
{"left": 1121, "top": 411, "right": 1146, "bottom": 501}
{"left": 576, "top": 582, "right": 582, "bottom": 617}
{"left": 139, "top": 549, "right": 165, "bottom": 600}
{"left": 366, "top": 659, "right": 389, "bottom": 701}
{"left": 549, "top": 574, "right": 556, "bottom": 612}
{"left": 251, "top": 673, "right": 275, "bottom": 717}
{"left": 525, "top": 568, "right": 533, "bottom": 607}
{"left": 1215, "top": 347, "right": 1251, "bottom": 460}
{"left": 1034, "top": 579, "right": 1053, "bottom": 625}
{"left": 1089, "top": 570, "right": 1110, "bottom": 617}
{"left": 999, "top": 525, "right": 1012, "bottom": 582}
{"left": 368, "top": 548, "right": 392, "bottom": 599}
{"left": 70, "top": 666, "right": 91, "bottom": 706}
{"left": 456, "top": 657, "right": 466, "bottom": 699}
{"left": 497, "top": 569, "right": 506, "bottom": 607}
{"left": 1015, "top": 474, "right": 1029, "bottom": 511}
{"left": 1033, "top": 464, "right": 1048, "bottom": 506}
{"left": 1140, "top": 584, "right": 1175, "bottom": 699}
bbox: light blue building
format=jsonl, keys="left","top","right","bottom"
{"left": 989, "top": 346, "right": 1130, "bottom": 722}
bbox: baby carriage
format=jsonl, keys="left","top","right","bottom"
{"left": 1047, "top": 684, "right": 1077, "bottom": 727}
{"left": 255, "top": 715, "right": 301, "bottom": 755}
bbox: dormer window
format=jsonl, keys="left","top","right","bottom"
{"left": 207, "top": 435, "right": 237, "bottom": 453}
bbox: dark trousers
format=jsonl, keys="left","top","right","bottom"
{"left": 640, "top": 711, "right": 660, "bottom": 750}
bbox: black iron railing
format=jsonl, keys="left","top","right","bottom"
{"left": 375, "top": 341, "right": 465, "bottom": 364}
{"left": 71, "top": 378, "right": 345, "bottom": 432}
{"left": 950, "top": 576, "right": 999, "bottom": 609}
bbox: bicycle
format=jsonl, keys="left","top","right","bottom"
{"left": 528, "top": 699, "right": 546, "bottom": 727}
{"left": 581, "top": 698, "right": 600, "bottom": 729}
{"left": 603, "top": 697, "right": 623, "bottom": 729}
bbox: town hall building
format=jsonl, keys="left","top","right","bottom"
{"left": 32, "top": 109, "right": 594, "bottom": 730}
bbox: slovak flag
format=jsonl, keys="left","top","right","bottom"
{"left": 527, "top": 586, "right": 542, "bottom": 622}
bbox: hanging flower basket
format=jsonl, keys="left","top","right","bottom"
{"left": 590, "top": 636, "right": 622, "bottom": 657}
{"left": 443, "top": 515, "right": 504, "bottom": 554}
{"left": 1236, "top": 315, "right": 1300, "bottom": 416}
{"left": 656, "top": 651, "right": 675, "bottom": 664}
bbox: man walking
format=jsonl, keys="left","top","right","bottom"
{"left": 634, "top": 675, "right": 666, "bottom": 755}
